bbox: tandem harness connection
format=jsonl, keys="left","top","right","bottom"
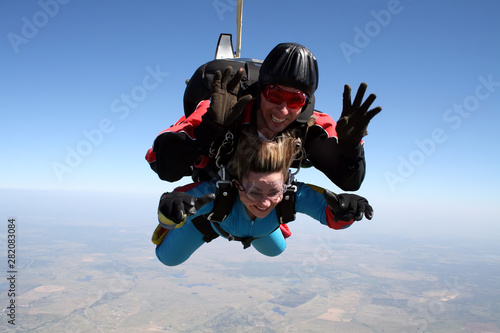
{"left": 191, "top": 115, "right": 316, "bottom": 249}
{"left": 192, "top": 166, "right": 298, "bottom": 249}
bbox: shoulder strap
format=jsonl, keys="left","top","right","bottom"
{"left": 206, "top": 179, "right": 238, "bottom": 223}
{"left": 275, "top": 183, "right": 297, "bottom": 224}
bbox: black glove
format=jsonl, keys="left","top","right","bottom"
{"left": 336, "top": 82, "right": 382, "bottom": 143}
{"left": 207, "top": 66, "right": 253, "bottom": 128}
{"left": 323, "top": 189, "right": 373, "bottom": 222}
{"left": 158, "top": 191, "right": 215, "bottom": 228}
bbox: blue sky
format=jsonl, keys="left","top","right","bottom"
{"left": 1, "top": 0, "right": 499, "bottom": 239}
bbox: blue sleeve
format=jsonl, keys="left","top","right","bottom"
{"left": 294, "top": 182, "right": 328, "bottom": 225}
{"left": 176, "top": 180, "right": 217, "bottom": 217}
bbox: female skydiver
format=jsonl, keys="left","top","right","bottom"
{"left": 152, "top": 131, "right": 373, "bottom": 266}
{"left": 146, "top": 42, "right": 382, "bottom": 191}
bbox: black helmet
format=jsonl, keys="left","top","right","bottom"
{"left": 259, "top": 43, "right": 318, "bottom": 98}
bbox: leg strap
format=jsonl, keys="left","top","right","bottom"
{"left": 192, "top": 215, "right": 220, "bottom": 243}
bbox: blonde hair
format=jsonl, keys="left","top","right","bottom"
{"left": 229, "top": 131, "right": 301, "bottom": 181}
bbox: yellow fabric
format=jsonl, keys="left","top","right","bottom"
{"left": 305, "top": 183, "right": 326, "bottom": 195}
{"left": 151, "top": 224, "right": 169, "bottom": 245}
{"left": 158, "top": 210, "right": 187, "bottom": 229}
{"left": 153, "top": 210, "right": 187, "bottom": 245}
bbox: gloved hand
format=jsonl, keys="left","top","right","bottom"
{"left": 158, "top": 191, "right": 215, "bottom": 229}
{"left": 207, "top": 66, "right": 253, "bottom": 128}
{"left": 336, "top": 82, "right": 382, "bottom": 143}
{"left": 323, "top": 189, "right": 373, "bottom": 222}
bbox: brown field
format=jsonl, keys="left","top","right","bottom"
{"left": 3, "top": 222, "right": 500, "bottom": 332}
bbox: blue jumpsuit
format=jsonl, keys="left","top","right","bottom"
{"left": 155, "top": 180, "right": 351, "bottom": 266}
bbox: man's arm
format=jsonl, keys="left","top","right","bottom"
{"left": 146, "top": 67, "right": 252, "bottom": 183}
{"left": 146, "top": 101, "right": 225, "bottom": 182}
{"left": 304, "top": 111, "right": 365, "bottom": 191}
{"left": 305, "top": 136, "right": 365, "bottom": 191}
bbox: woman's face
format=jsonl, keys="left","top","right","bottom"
{"left": 237, "top": 171, "right": 286, "bottom": 219}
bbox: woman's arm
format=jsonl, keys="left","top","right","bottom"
{"left": 294, "top": 182, "right": 373, "bottom": 229}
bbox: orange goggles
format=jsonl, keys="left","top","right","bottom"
{"left": 263, "top": 84, "right": 307, "bottom": 109}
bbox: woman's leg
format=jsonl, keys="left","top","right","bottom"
{"left": 155, "top": 220, "right": 206, "bottom": 266}
{"left": 251, "top": 227, "right": 287, "bottom": 257}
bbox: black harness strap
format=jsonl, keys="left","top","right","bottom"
{"left": 192, "top": 215, "right": 220, "bottom": 243}
{"left": 193, "top": 215, "right": 281, "bottom": 250}
{"left": 211, "top": 222, "right": 255, "bottom": 249}
{"left": 193, "top": 214, "right": 252, "bottom": 247}
{"left": 207, "top": 180, "right": 238, "bottom": 222}
{"left": 275, "top": 183, "right": 297, "bottom": 224}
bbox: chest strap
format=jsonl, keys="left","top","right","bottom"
{"left": 192, "top": 214, "right": 262, "bottom": 249}
{"left": 211, "top": 222, "right": 256, "bottom": 249}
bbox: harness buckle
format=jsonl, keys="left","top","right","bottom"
{"left": 207, "top": 211, "right": 228, "bottom": 222}
{"left": 283, "top": 184, "right": 297, "bottom": 201}
{"left": 215, "top": 176, "right": 233, "bottom": 200}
